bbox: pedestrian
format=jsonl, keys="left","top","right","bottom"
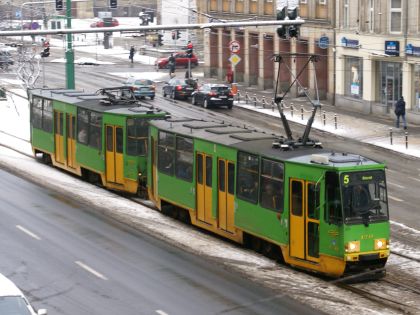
{"left": 394, "top": 96, "right": 407, "bottom": 130}
{"left": 168, "top": 53, "right": 176, "bottom": 76}
{"left": 186, "top": 41, "right": 193, "bottom": 51}
{"left": 129, "top": 46, "right": 135, "bottom": 63}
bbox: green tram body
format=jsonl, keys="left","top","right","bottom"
{"left": 148, "top": 118, "right": 390, "bottom": 277}
{"left": 28, "top": 88, "right": 167, "bottom": 195}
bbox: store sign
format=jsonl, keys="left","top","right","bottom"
{"left": 318, "top": 36, "right": 329, "bottom": 49}
{"left": 341, "top": 37, "right": 360, "bottom": 49}
{"left": 385, "top": 40, "right": 400, "bottom": 56}
{"left": 406, "top": 44, "right": 420, "bottom": 57}
{"left": 351, "top": 83, "right": 360, "bottom": 95}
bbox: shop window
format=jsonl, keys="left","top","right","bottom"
{"left": 127, "top": 118, "right": 148, "bottom": 156}
{"left": 345, "top": 57, "right": 363, "bottom": 99}
{"left": 237, "top": 151, "right": 259, "bottom": 203}
{"left": 158, "top": 131, "right": 175, "bottom": 176}
{"left": 259, "top": 159, "right": 284, "bottom": 212}
{"left": 175, "top": 136, "right": 193, "bottom": 182}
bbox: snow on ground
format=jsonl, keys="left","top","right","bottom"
{"left": 1, "top": 81, "right": 420, "bottom": 315}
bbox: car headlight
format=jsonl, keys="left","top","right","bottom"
{"left": 375, "top": 238, "right": 388, "bottom": 250}
{"left": 345, "top": 241, "right": 360, "bottom": 253}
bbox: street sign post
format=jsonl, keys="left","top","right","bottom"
{"left": 229, "top": 40, "right": 240, "bottom": 54}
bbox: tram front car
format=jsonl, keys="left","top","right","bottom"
{"left": 324, "top": 160, "right": 390, "bottom": 276}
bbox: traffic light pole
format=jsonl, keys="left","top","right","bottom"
{"left": 65, "top": 0, "right": 75, "bottom": 89}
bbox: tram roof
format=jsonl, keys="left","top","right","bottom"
{"left": 152, "top": 118, "right": 383, "bottom": 168}
{"left": 29, "top": 88, "right": 166, "bottom": 116}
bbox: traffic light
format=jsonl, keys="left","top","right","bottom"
{"left": 55, "top": 0, "right": 63, "bottom": 11}
{"left": 276, "top": 7, "right": 287, "bottom": 39}
{"left": 287, "top": 7, "right": 299, "bottom": 39}
{"left": 157, "top": 34, "right": 164, "bottom": 46}
{"left": 176, "top": 30, "right": 181, "bottom": 40}
{"left": 110, "top": 0, "right": 117, "bottom": 9}
{"left": 172, "top": 31, "right": 176, "bottom": 40}
{"left": 41, "top": 47, "right": 50, "bottom": 58}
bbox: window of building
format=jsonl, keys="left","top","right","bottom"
{"left": 175, "top": 136, "right": 193, "bottom": 182}
{"left": 31, "top": 97, "right": 53, "bottom": 133}
{"left": 343, "top": 0, "right": 349, "bottom": 28}
{"left": 77, "top": 109, "right": 102, "bottom": 149}
{"left": 259, "top": 159, "right": 284, "bottom": 212}
{"left": 127, "top": 118, "right": 149, "bottom": 156}
{"left": 237, "top": 151, "right": 259, "bottom": 203}
{"left": 368, "top": 0, "right": 374, "bottom": 32}
{"left": 345, "top": 57, "right": 363, "bottom": 99}
{"left": 377, "top": 61, "right": 402, "bottom": 108}
{"left": 319, "top": 0, "right": 327, "bottom": 4}
{"left": 390, "top": 0, "right": 402, "bottom": 33}
{"left": 414, "top": 64, "right": 420, "bottom": 111}
{"left": 300, "top": 0, "right": 307, "bottom": 3}
{"left": 158, "top": 131, "right": 175, "bottom": 176}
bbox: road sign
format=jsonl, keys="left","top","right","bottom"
{"left": 229, "top": 54, "right": 241, "bottom": 67}
{"left": 318, "top": 36, "right": 329, "bottom": 49}
{"left": 229, "top": 40, "right": 240, "bottom": 54}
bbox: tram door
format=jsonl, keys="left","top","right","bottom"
{"left": 196, "top": 153, "right": 213, "bottom": 224}
{"left": 66, "top": 114, "right": 76, "bottom": 169}
{"left": 289, "top": 179, "right": 320, "bottom": 262}
{"left": 218, "top": 159, "right": 235, "bottom": 233}
{"left": 54, "top": 111, "right": 65, "bottom": 164}
{"left": 105, "top": 125, "right": 124, "bottom": 184}
{"left": 150, "top": 136, "right": 157, "bottom": 199}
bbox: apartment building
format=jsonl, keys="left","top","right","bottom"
{"left": 336, "top": 0, "right": 420, "bottom": 123}
{"left": 197, "top": 0, "right": 335, "bottom": 100}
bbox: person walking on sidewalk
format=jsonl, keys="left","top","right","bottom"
{"left": 129, "top": 46, "right": 135, "bottom": 64}
{"left": 394, "top": 96, "right": 407, "bottom": 130}
{"left": 168, "top": 53, "right": 176, "bottom": 77}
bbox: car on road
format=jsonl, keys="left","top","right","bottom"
{"left": 162, "top": 78, "right": 196, "bottom": 100}
{"left": 90, "top": 18, "right": 119, "bottom": 28}
{"left": 191, "top": 83, "right": 234, "bottom": 109}
{"left": 123, "top": 77, "right": 156, "bottom": 100}
{"left": 0, "top": 273, "right": 47, "bottom": 315}
{"left": 155, "top": 52, "right": 198, "bottom": 69}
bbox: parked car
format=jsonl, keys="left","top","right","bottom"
{"left": 162, "top": 78, "right": 197, "bottom": 100}
{"left": 0, "top": 273, "right": 47, "bottom": 315}
{"left": 155, "top": 52, "right": 198, "bottom": 69}
{"left": 123, "top": 77, "right": 156, "bottom": 100}
{"left": 0, "top": 50, "right": 14, "bottom": 68}
{"left": 90, "top": 18, "right": 119, "bottom": 28}
{"left": 191, "top": 83, "right": 234, "bottom": 109}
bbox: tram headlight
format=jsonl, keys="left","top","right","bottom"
{"left": 375, "top": 238, "right": 388, "bottom": 250}
{"left": 345, "top": 241, "right": 360, "bottom": 253}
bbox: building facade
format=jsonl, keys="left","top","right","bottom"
{"left": 335, "top": 0, "right": 420, "bottom": 123}
{"left": 197, "top": 0, "right": 335, "bottom": 100}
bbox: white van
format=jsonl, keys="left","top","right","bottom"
{"left": 0, "top": 273, "right": 47, "bottom": 315}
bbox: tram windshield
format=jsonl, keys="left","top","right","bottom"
{"left": 340, "top": 170, "right": 389, "bottom": 225}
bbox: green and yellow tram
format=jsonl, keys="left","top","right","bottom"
{"left": 148, "top": 118, "right": 390, "bottom": 277}
{"left": 28, "top": 87, "right": 168, "bottom": 195}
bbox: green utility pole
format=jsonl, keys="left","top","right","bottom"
{"left": 65, "top": 0, "right": 75, "bottom": 89}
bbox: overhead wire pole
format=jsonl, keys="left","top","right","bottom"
{"left": 65, "top": 0, "right": 75, "bottom": 89}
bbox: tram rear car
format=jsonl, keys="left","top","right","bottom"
{"left": 148, "top": 118, "right": 390, "bottom": 277}
{"left": 29, "top": 87, "right": 167, "bottom": 195}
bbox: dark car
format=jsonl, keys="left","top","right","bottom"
{"left": 162, "top": 78, "right": 196, "bottom": 100}
{"left": 123, "top": 77, "right": 155, "bottom": 100}
{"left": 191, "top": 83, "right": 234, "bottom": 109}
{"left": 0, "top": 50, "right": 14, "bottom": 68}
{"left": 155, "top": 52, "right": 198, "bottom": 69}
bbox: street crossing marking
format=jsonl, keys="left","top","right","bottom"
{"left": 75, "top": 261, "right": 108, "bottom": 280}
{"left": 408, "top": 176, "right": 420, "bottom": 183}
{"left": 387, "top": 181, "right": 404, "bottom": 189}
{"left": 156, "top": 311, "right": 169, "bottom": 315}
{"left": 388, "top": 195, "right": 404, "bottom": 202}
{"left": 16, "top": 225, "right": 41, "bottom": 240}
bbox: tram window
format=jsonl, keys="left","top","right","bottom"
{"left": 291, "top": 181, "right": 303, "bottom": 216}
{"left": 175, "top": 136, "right": 193, "bottom": 181}
{"left": 260, "top": 159, "right": 283, "bottom": 212}
{"left": 325, "top": 172, "right": 342, "bottom": 224}
{"left": 197, "top": 154, "right": 203, "bottom": 184}
{"left": 307, "top": 183, "right": 320, "bottom": 219}
{"left": 158, "top": 131, "right": 175, "bottom": 175}
{"left": 31, "top": 97, "right": 43, "bottom": 129}
{"left": 228, "top": 163, "right": 235, "bottom": 195}
{"left": 106, "top": 126, "right": 113, "bottom": 151}
{"left": 219, "top": 160, "right": 225, "bottom": 192}
{"left": 237, "top": 151, "right": 259, "bottom": 204}
{"left": 77, "top": 109, "right": 89, "bottom": 145}
{"left": 89, "top": 112, "right": 102, "bottom": 150}
{"left": 307, "top": 222, "right": 319, "bottom": 258}
{"left": 127, "top": 118, "right": 148, "bottom": 156}
{"left": 116, "top": 127, "right": 123, "bottom": 153}
{"left": 206, "top": 156, "right": 212, "bottom": 187}
{"left": 42, "top": 99, "right": 53, "bottom": 133}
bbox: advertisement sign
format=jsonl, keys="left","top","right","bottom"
{"left": 341, "top": 37, "right": 360, "bottom": 49}
{"left": 385, "top": 40, "right": 400, "bottom": 56}
{"left": 318, "top": 36, "right": 329, "bottom": 49}
{"left": 406, "top": 44, "right": 420, "bottom": 57}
